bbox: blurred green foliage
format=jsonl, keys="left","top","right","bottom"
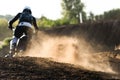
{"left": 89, "top": 9, "right": 120, "bottom": 21}
{"left": 61, "top": 0, "right": 85, "bottom": 23}
{"left": 0, "top": 37, "right": 11, "bottom": 49}
{"left": 0, "top": 18, "right": 12, "bottom": 41}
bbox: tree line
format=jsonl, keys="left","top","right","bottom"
{"left": 0, "top": 0, "right": 120, "bottom": 29}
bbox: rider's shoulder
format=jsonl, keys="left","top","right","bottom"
{"left": 16, "top": 13, "right": 22, "bottom": 17}
{"left": 17, "top": 12, "right": 22, "bottom": 15}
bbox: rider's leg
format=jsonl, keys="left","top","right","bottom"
{"left": 5, "top": 36, "right": 18, "bottom": 57}
{"left": 9, "top": 36, "right": 18, "bottom": 54}
{"left": 9, "top": 26, "right": 23, "bottom": 57}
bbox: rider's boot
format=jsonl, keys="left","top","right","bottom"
{"left": 10, "top": 43, "right": 16, "bottom": 57}
{"left": 5, "top": 43, "right": 16, "bottom": 58}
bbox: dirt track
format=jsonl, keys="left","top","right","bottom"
{"left": 1, "top": 20, "right": 120, "bottom": 79}
{"left": 0, "top": 57, "right": 119, "bottom": 80}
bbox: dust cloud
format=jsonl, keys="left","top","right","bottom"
{"left": 22, "top": 31, "right": 115, "bottom": 73}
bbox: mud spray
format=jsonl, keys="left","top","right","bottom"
{"left": 22, "top": 31, "right": 116, "bottom": 74}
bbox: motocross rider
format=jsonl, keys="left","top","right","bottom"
{"left": 6, "top": 6, "right": 39, "bottom": 57}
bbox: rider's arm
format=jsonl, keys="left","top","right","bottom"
{"left": 32, "top": 17, "right": 39, "bottom": 30}
{"left": 9, "top": 13, "right": 21, "bottom": 26}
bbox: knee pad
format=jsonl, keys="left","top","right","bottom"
{"left": 12, "top": 36, "right": 18, "bottom": 44}
{"left": 10, "top": 37, "right": 18, "bottom": 50}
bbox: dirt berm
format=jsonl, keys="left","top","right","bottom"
{"left": 0, "top": 57, "right": 120, "bottom": 80}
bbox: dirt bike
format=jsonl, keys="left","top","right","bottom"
{"left": 5, "top": 28, "right": 32, "bottom": 57}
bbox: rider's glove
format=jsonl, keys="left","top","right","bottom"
{"left": 8, "top": 26, "right": 13, "bottom": 30}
